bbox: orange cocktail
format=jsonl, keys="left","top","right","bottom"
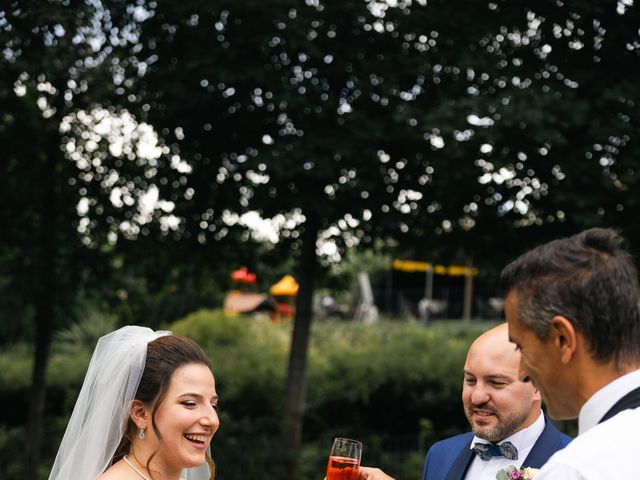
{"left": 326, "top": 438, "right": 362, "bottom": 480}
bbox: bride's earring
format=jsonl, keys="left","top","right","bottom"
{"left": 138, "top": 426, "right": 145, "bottom": 439}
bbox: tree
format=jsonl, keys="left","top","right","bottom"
{"left": 5, "top": 1, "right": 637, "bottom": 478}
{"left": 111, "top": 2, "right": 640, "bottom": 478}
{"left": 393, "top": 1, "right": 640, "bottom": 263}
{"left": 0, "top": 4, "right": 110, "bottom": 476}
{"left": 0, "top": 2, "right": 201, "bottom": 476}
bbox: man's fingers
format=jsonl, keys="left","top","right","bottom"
{"left": 358, "top": 466, "right": 395, "bottom": 480}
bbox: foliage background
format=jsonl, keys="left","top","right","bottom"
{"left": 1, "top": 1, "right": 635, "bottom": 477}
{"left": 0, "top": 311, "right": 496, "bottom": 480}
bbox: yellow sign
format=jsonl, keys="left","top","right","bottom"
{"left": 392, "top": 259, "right": 478, "bottom": 277}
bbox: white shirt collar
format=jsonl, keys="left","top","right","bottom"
{"left": 470, "top": 410, "right": 545, "bottom": 451}
{"left": 578, "top": 368, "right": 640, "bottom": 434}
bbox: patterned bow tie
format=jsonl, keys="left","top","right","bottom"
{"left": 472, "top": 441, "right": 518, "bottom": 461}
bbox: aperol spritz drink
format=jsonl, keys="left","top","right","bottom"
{"left": 325, "top": 438, "right": 362, "bottom": 480}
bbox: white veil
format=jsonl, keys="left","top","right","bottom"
{"left": 48, "top": 325, "right": 214, "bottom": 480}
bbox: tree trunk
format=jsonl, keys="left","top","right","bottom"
{"left": 280, "top": 211, "right": 319, "bottom": 480}
{"left": 25, "top": 307, "right": 54, "bottom": 480}
{"left": 24, "top": 133, "right": 58, "bottom": 480}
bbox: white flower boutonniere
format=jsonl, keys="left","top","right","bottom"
{"left": 496, "top": 465, "right": 540, "bottom": 480}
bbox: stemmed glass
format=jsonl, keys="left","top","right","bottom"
{"left": 326, "top": 437, "right": 362, "bottom": 480}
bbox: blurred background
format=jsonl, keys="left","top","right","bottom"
{"left": 1, "top": 1, "right": 638, "bottom": 478}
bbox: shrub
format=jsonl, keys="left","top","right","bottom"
{"left": 1, "top": 311, "right": 497, "bottom": 480}
{"left": 173, "top": 313, "right": 497, "bottom": 479}
{"left": 303, "top": 320, "right": 495, "bottom": 479}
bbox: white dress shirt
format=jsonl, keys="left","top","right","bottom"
{"left": 536, "top": 368, "right": 640, "bottom": 479}
{"left": 465, "top": 411, "right": 544, "bottom": 480}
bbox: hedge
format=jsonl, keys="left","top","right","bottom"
{"left": 0, "top": 310, "right": 497, "bottom": 480}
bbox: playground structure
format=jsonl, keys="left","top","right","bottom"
{"left": 388, "top": 259, "right": 484, "bottom": 322}
{"left": 270, "top": 274, "right": 299, "bottom": 321}
{"left": 354, "top": 272, "right": 379, "bottom": 323}
{"left": 224, "top": 267, "right": 298, "bottom": 322}
{"left": 222, "top": 260, "right": 498, "bottom": 323}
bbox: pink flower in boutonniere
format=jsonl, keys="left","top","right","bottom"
{"left": 496, "top": 465, "right": 540, "bottom": 480}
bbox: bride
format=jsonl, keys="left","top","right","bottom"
{"left": 48, "top": 326, "right": 218, "bottom": 480}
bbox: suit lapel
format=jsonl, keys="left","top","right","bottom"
{"left": 445, "top": 439, "right": 475, "bottom": 480}
{"left": 521, "top": 415, "right": 562, "bottom": 469}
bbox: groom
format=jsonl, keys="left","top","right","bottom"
{"left": 422, "top": 324, "right": 571, "bottom": 480}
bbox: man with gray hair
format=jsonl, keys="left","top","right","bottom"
{"left": 502, "top": 227, "right": 640, "bottom": 478}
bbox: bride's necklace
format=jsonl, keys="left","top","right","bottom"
{"left": 124, "top": 455, "right": 151, "bottom": 480}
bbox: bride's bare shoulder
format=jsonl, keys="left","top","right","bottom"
{"left": 97, "top": 460, "right": 134, "bottom": 480}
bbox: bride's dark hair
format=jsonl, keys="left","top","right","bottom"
{"left": 112, "top": 335, "right": 216, "bottom": 479}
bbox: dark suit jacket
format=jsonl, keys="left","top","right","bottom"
{"left": 421, "top": 417, "right": 571, "bottom": 480}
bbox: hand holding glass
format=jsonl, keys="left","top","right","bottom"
{"left": 326, "top": 437, "right": 362, "bottom": 480}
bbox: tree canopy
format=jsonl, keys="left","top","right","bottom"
{"left": 2, "top": 1, "right": 640, "bottom": 478}
{"left": 106, "top": 1, "right": 640, "bottom": 477}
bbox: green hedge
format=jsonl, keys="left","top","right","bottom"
{"left": 172, "top": 311, "right": 496, "bottom": 479}
{"left": 0, "top": 311, "right": 497, "bottom": 480}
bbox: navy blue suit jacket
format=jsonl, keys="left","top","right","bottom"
{"left": 421, "top": 417, "right": 571, "bottom": 480}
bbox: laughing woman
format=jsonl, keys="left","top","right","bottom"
{"left": 48, "top": 326, "right": 218, "bottom": 480}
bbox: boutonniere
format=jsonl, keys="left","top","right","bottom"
{"left": 496, "top": 465, "right": 540, "bottom": 480}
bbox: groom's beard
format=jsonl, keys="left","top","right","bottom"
{"left": 465, "top": 401, "right": 532, "bottom": 443}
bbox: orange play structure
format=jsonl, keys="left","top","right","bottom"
{"left": 223, "top": 268, "right": 298, "bottom": 322}
{"left": 270, "top": 274, "right": 299, "bottom": 321}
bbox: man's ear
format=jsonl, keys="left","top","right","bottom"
{"left": 129, "top": 400, "right": 148, "bottom": 429}
{"left": 531, "top": 385, "right": 542, "bottom": 402}
{"left": 550, "top": 315, "right": 577, "bottom": 364}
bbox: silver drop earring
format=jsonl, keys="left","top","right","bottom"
{"left": 138, "top": 427, "right": 145, "bottom": 439}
